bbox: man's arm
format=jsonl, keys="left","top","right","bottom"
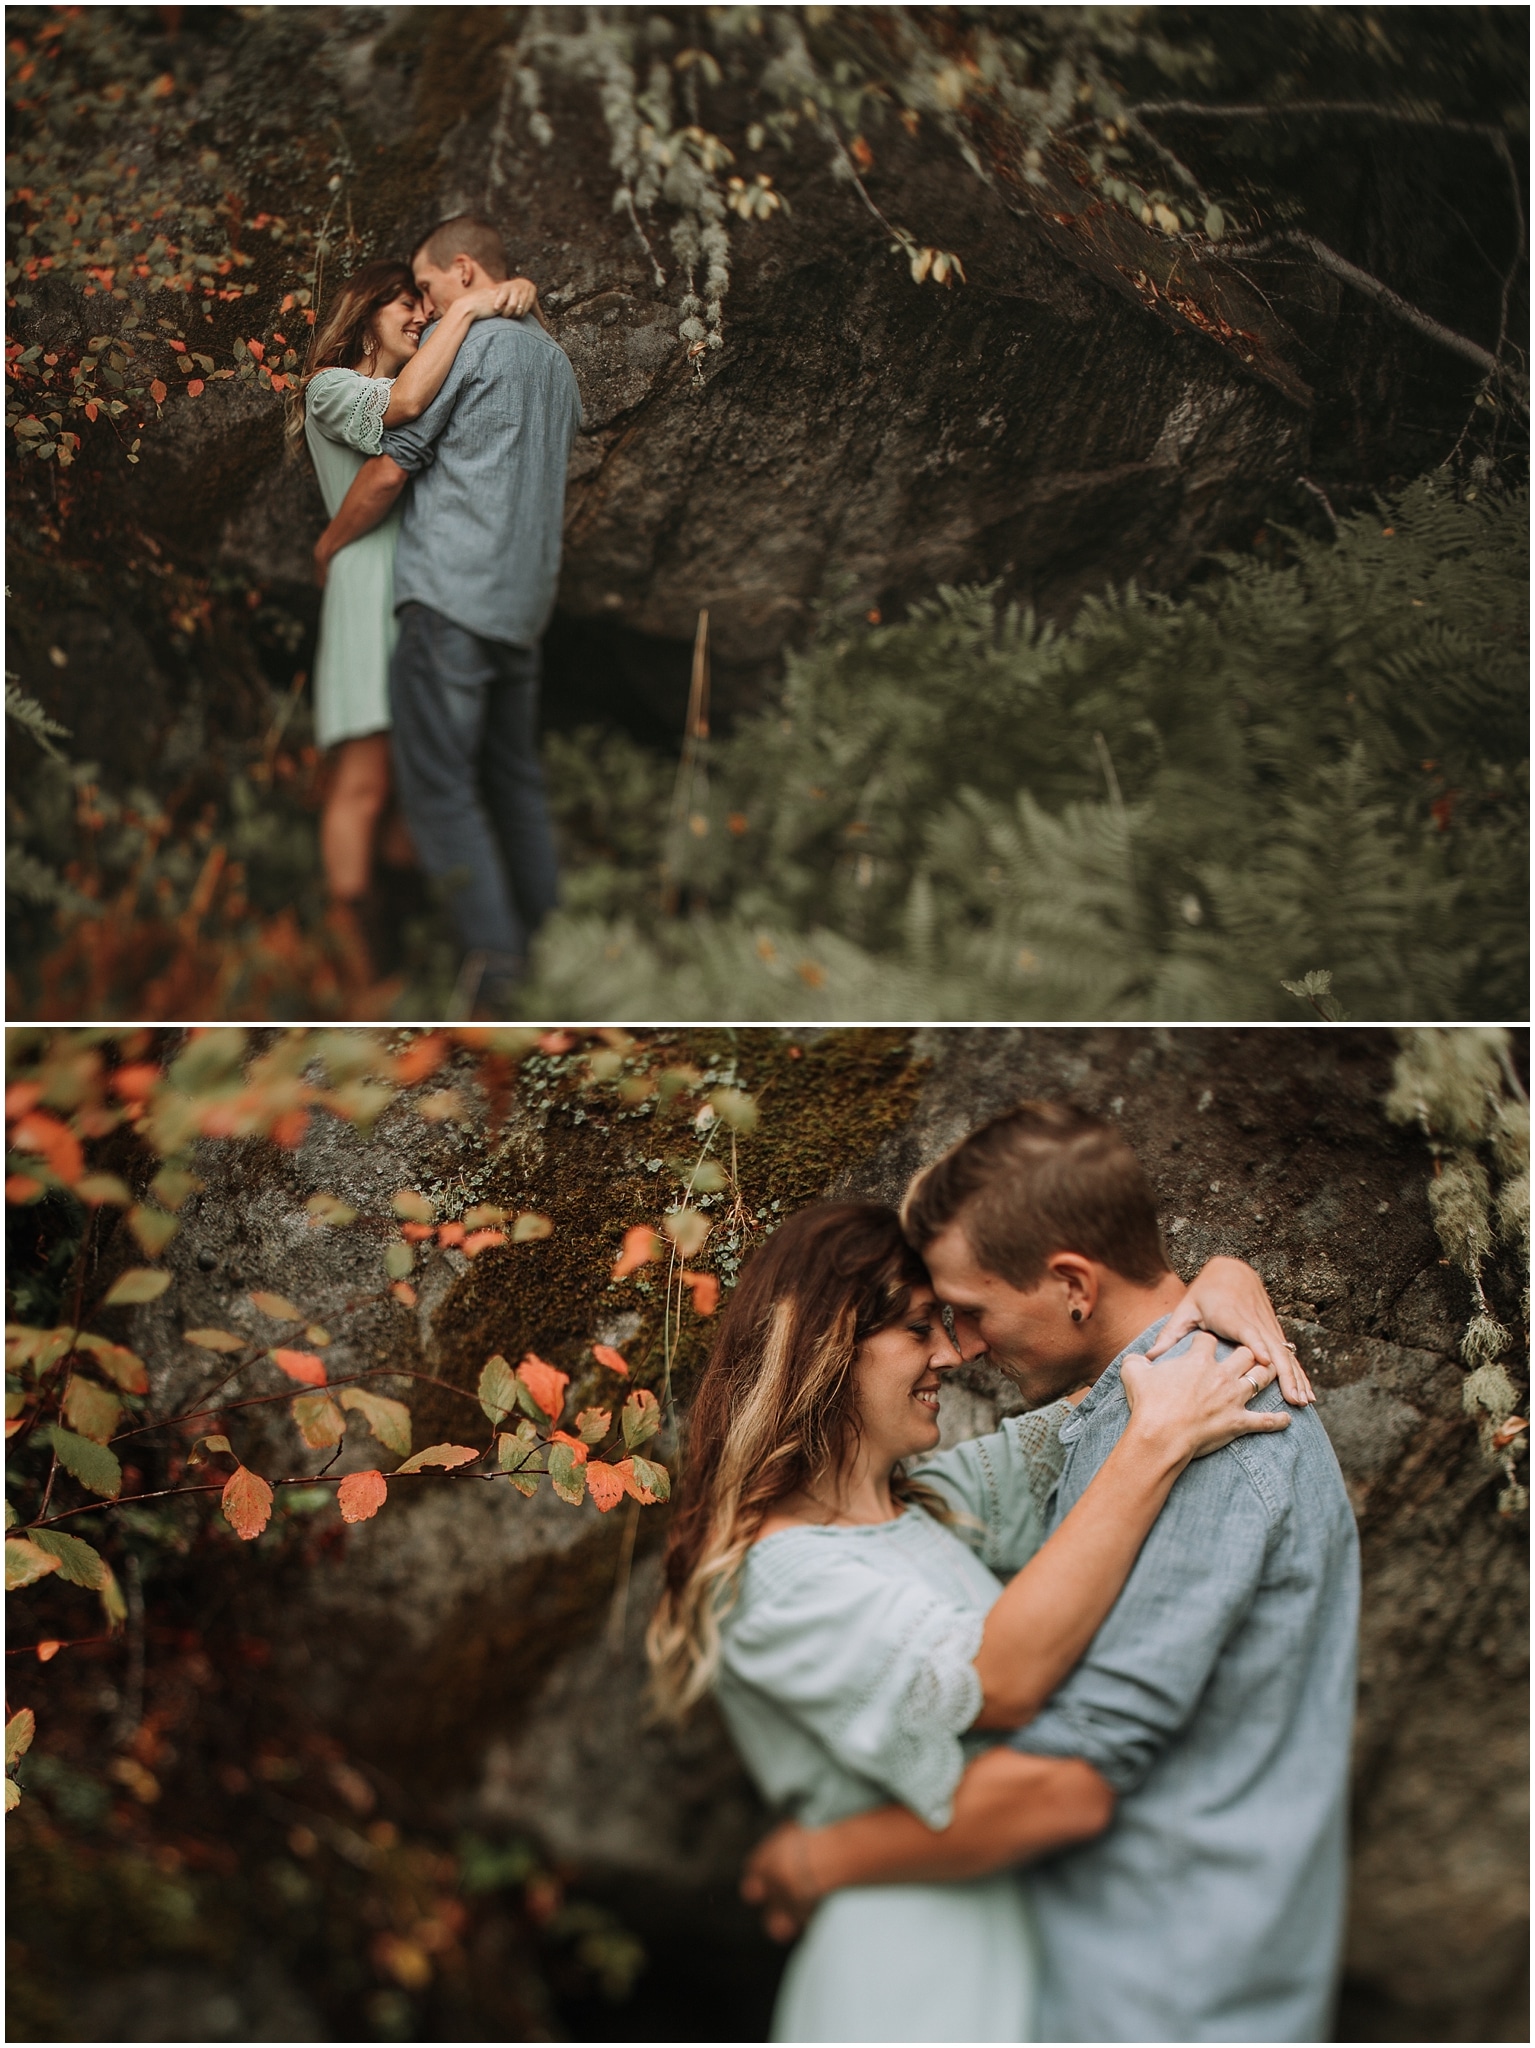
{"left": 313, "top": 455, "right": 408, "bottom": 586}
{"left": 1010, "top": 1425, "right": 1274, "bottom": 1792}
{"left": 742, "top": 1749, "right": 1112, "bottom": 1940}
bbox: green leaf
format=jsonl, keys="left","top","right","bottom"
{"left": 63, "top": 1375, "right": 122, "bottom": 1444}
{"left": 1203, "top": 203, "right": 1224, "bottom": 240}
{"left": 547, "top": 1441, "right": 587, "bottom": 1506}
{"left": 6, "top": 1707, "right": 36, "bottom": 1766}
{"left": 622, "top": 1388, "right": 662, "bottom": 1451}
{"left": 6, "top": 1538, "right": 61, "bottom": 1590}
{"left": 100, "top": 1563, "right": 127, "bottom": 1626}
{"left": 127, "top": 1204, "right": 179, "bottom": 1256}
{"left": 477, "top": 1354, "right": 519, "bottom": 1426}
{"left": 4, "top": 1777, "right": 20, "bottom": 1811}
{"left": 49, "top": 1426, "right": 123, "bottom": 1500}
{"left": 101, "top": 1268, "right": 170, "bottom": 1308}
{"left": 292, "top": 1393, "right": 346, "bottom": 1449}
{"left": 305, "top": 1192, "right": 358, "bottom": 1227}
{"left": 73, "top": 1333, "right": 149, "bottom": 1392}
{"left": 29, "top": 1528, "right": 107, "bottom": 1590}
{"left": 74, "top": 1174, "right": 131, "bottom": 1206}
{"left": 575, "top": 1406, "right": 612, "bottom": 1445}
{"left": 628, "top": 1453, "right": 671, "bottom": 1503}
{"left": 150, "top": 1165, "right": 202, "bottom": 1211}
{"left": 249, "top": 1291, "right": 301, "bottom": 1322}
{"left": 4, "top": 1501, "right": 15, "bottom": 1530}
{"left": 391, "top": 1189, "right": 435, "bottom": 1223}
{"left": 183, "top": 1327, "right": 243, "bottom": 1354}
{"left": 709, "top": 1086, "right": 759, "bottom": 1133}
{"left": 497, "top": 1430, "right": 541, "bottom": 1494}
{"left": 384, "top": 1240, "right": 414, "bottom": 1281}
{"left": 512, "top": 1374, "right": 549, "bottom": 1424}
{"left": 337, "top": 1387, "right": 412, "bottom": 1457}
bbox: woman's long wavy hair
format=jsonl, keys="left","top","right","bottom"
{"left": 283, "top": 257, "right": 416, "bottom": 454}
{"left": 647, "top": 1200, "right": 950, "bottom": 1721}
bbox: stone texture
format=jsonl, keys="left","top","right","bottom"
{"left": 128, "top": 1028, "right": 1527, "bottom": 2041}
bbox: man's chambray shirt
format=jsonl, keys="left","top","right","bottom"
{"left": 1011, "top": 1317, "right": 1359, "bottom": 2042}
{"left": 381, "top": 316, "right": 581, "bottom": 648}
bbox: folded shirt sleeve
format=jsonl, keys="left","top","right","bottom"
{"left": 914, "top": 1404, "right": 1071, "bottom": 1574}
{"left": 304, "top": 368, "right": 392, "bottom": 456}
{"left": 721, "top": 1541, "right": 986, "bottom": 1829}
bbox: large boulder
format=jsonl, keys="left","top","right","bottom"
{"left": 132, "top": 1027, "right": 1527, "bottom": 2040}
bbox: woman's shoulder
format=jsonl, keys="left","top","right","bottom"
{"left": 305, "top": 369, "right": 394, "bottom": 453}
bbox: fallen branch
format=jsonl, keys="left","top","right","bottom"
{"left": 1218, "top": 229, "right": 1528, "bottom": 407}
{"left": 1127, "top": 100, "right": 1510, "bottom": 142}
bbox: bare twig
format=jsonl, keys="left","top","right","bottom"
{"left": 1219, "top": 229, "right": 1528, "bottom": 406}
{"left": 1127, "top": 101, "right": 1509, "bottom": 142}
{"left": 1297, "top": 476, "right": 1339, "bottom": 531}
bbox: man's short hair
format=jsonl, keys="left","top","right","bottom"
{"left": 900, "top": 1100, "right": 1169, "bottom": 1287}
{"left": 413, "top": 214, "right": 509, "bottom": 281}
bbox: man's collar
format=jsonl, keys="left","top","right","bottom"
{"left": 1058, "top": 1312, "right": 1174, "bottom": 1444}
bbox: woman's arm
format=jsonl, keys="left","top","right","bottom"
{"left": 742, "top": 1749, "right": 1113, "bottom": 1940}
{"left": 1156, "top": 1257, "right": 1313, "bottom": 1404}
{"left": 969, "top": 1335, "right": 1286, "bottom": 1729}
{"left": 382, "top": 277, "right": 538, "bottom": 425}
{"left": 313, "top": 455, "right": 409, "bottom": 586}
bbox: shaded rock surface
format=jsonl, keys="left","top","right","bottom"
{"left": 132, "top": 1029, "right": 1526, "bottom": 2041}
{"left": 18, "top": 9, "right": 1515, "bottom": 758}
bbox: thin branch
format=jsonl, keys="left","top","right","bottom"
{"left": 1128, "top": 101, "right": 1509, "bottom": 142}
{"left": 1120, "top": 110, "right": 1205, "bottom": 198}
{"left": 1218, "top": 229, "right": 1528, "bottom": 405}
{"left": 1297, "top": 475, "right": 1339, "bottom": 531}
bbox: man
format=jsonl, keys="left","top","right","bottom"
{"left": 745, "top": 1101, "right": 1360, "bottom": 2043}
{"left": 315, "top": 214, "right": 582, "bottom": 1011}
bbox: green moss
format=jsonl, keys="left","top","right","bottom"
{"left": 410, "top": 1029, "right": 927, "bottom": 1445}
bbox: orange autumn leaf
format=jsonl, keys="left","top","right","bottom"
{"left": 270, "top": 1109, "right": 309, "bottom": 1147}
{"left": 392, "top": 1035, "right": 446, "bottom": 1085}
{"left": 612, "top": 1225, "right": 662, "bottom": 1278}
{"left": 592, "top": 1343, "right": 630, "bottom": 1376}
{"left": 271, "top": 1348, "right": 327, "bottom": 1388}
{"left": 222, "top": 1464, "right": 273, "bottom": 1541}
{"left": 337, "top": 1469, "right": 387, "bottom": 1523}
{"left": 538, "top": 1030, "right": 574, "bottom": 1054}
{"left": 110, "top": 1063, "right": 160, "bottom": 1100}
{"left": 389, "top": 1281, "right": 418, "bottom": 1307}
{"left": 246, "top": 338, "right": 265, "bottom": 361}
{"left": 549, "top": 1429, "right": 591, "bottom": 1464}
{"left": 36, "top": 1640, "right": 64, "bottom": 1663}
{"left": 615, "top": 1456, "right": 664, "bottom": 1504}
{"left": 10, "top": 1111, "right": 84, "bottom": 1184}
{"left": 682, "top": 1270, "right": 720, "bottom": 1315}
{"left": 7, "top": 1174, "right": 43, "bottom": 1204}
{"left": 585, "top": 1462, "right": 627, "bottom": 1513}
{"left": 516, "top": 1352, "right": 569, "bottom": 1420}
{"left": 149, "top": 378, "right": 167, "bottom": 404}
{"left": 399, "top": 1222, "right": 433, "bottom": 1243}
{"left": 461, "top": 1229, "right": 506, "bottom": 1257}
{"left": 186, "top": 378, "right": 204, "bottom": 396}
{"left": 436, "top": 1222, "right": 465, "bottom": 1247}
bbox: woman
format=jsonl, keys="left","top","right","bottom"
{"left": 289, "top": 257, "right": 536, "bottom": 973}
{"left": 648, "top": 1203, "right": 1310, "bottom": 2044}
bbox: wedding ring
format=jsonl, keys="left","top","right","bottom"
{"left": 1244, "top": 1369, "right": 1264, "bottom": 1394}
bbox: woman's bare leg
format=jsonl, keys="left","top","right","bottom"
{"left": 321, "top": 733, "right": 392, "bottom": 903}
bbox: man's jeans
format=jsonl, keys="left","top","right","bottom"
{"left": 389, "top": 602, "right": 559, "bottom": 962}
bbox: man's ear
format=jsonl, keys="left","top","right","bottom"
{"left": 1047, "top": 1252, "right": 1099, "bottom": 1322}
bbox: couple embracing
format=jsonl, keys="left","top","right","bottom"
{"left": 649, "top": 1101, "right": 1360, "bottom": 2043}
{"left": 289, "top": 215, "right": 578, "bottom": 1009}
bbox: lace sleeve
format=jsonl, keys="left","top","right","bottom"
{"left": 913, "top": 1402, "right": 1072, "bottom": 1573}
{"left": 721, "top": 1539, "right": 987, "bottom": 1830}
{"left": 305, "top": 369, "right": 394, "bottom": 456}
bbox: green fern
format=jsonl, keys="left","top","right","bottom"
{"left": 532, "top": 477, "right": 1528, "bottom": 1021}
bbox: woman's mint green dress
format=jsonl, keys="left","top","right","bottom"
{"left": 715, "top": 1407, "right": 1070, "bottom": 2045}
{"left": 303, "top": 367, "right": 402, "bottom": 750}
